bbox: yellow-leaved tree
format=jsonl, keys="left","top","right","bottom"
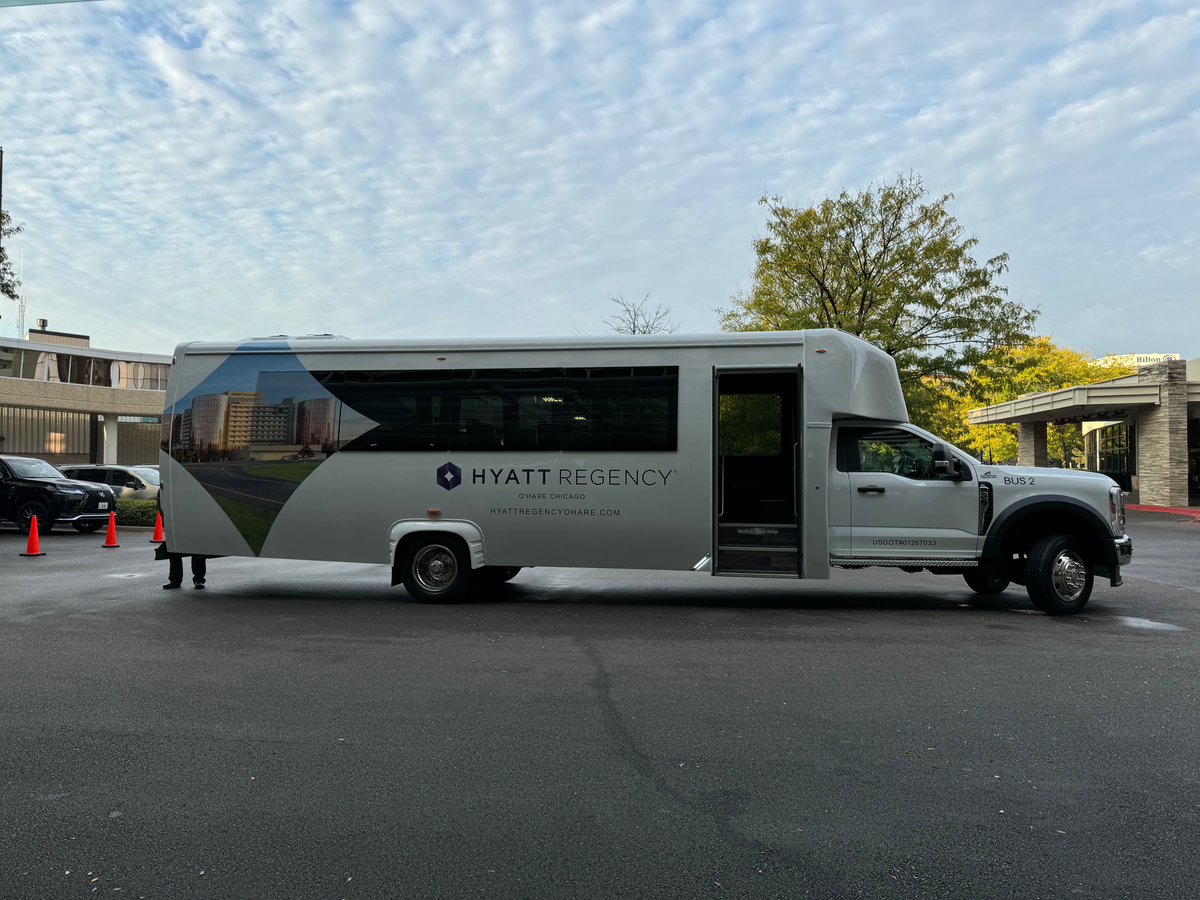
{"left": 932, "top": 338, "right": 1136, "bottom": 465}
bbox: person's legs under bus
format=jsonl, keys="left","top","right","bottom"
{"left": 164, "top": 554, "right": 183, "bottom": 589}
{"left": 191, "top": 556, "right": 206, "bottom": 588}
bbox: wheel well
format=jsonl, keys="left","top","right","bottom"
{"left": 390, "top": 531, "right": 469, "bottom": 586}
{"left": 15, "top": 494, "right": 53, "bottom": 517}
{"left": 994, "top": 510, "right": 1106, "bottom": 582}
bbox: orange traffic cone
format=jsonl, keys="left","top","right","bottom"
{"left": 20, "top": 516, "right": 46, "bottom": 557}
{"left": 150, "top": 510, "right": 164, "bottom": 543}
{"left": 102, "top": 510, "right": 120, "bottom": 549}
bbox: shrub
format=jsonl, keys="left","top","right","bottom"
{"left": 116, "top": 498, "right": 158, "bottom": 527}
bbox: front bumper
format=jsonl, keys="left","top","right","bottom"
{"left": 1098, "top": 534, "right": 1133, "bottom": 587}
{"left": 52, "top": 491, "right": 115, "bottom": 522}
{"left": 1114, "top": 534, "right": 1133, "bottom": 567}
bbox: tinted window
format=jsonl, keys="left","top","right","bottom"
{"left": 35, "top": 352, "right": 65, "bottom": 383}
{"left": 67, "top": 356, "right": 90, "bottom": 385}
{"left": 316, "top": 367, "right": 678, "bottom": 452}
{"left": 132, "top": 466, "right": 161, "bottom": 486}
{"left": 70, "top": 468, "right": 108, "bottom": 483}
{"left": 563, "top": 366, "right": 678, "bottom": 452}
{"left": 0, "top": 347, "right": 25, "bottom": 378}
{"left": 450, "top": 369, "right": 562, "bottom": 452}
{"left": 6, "top": 458, "right": 64, "bottom": 479}
{"left": 842, "top": 427, "right": 936, "bottom": 479}
{"left": 90, "top": 359, "right": 115, "bottom": 388}
{"left": 320, "top": 370, "right": 452, "bottom": 452}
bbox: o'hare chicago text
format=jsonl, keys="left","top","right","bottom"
{"left": 159, "top": 329, "right": 1131, "bottom": 613}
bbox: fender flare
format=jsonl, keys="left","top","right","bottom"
{"left": 388, "top": 519, "right": 487, "bottom": 570}
{"left": 981, "top": 495, "right": 1117, "bottom": 569}
{"left": 15, "top": 491, "right": 56, "bottom": 516}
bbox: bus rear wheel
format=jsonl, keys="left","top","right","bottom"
{"left": 400, "top": 536, "right": 473, "bottom": 603}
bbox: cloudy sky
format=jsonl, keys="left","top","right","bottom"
{"left": 0, "top": 0, "right": 1197, "bottom": 359}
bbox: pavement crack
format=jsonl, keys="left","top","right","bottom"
{"left": 576, "top": 637, "right": 779, "bottom": 859}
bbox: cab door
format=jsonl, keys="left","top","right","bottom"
{"left": 839, "top": 425, "right": 978, "bottom": 559}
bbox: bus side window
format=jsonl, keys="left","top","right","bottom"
{"left": 450, "top": 369, "right": 562, "bottom": 452}
{"left": 563, "top": 366, "right": 678, "bottom": 452}
{"left": 325, "top": 371, "right": 453, "bottom": 451}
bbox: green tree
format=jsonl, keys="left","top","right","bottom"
{"left": 719, "top": 173, "right": 1038, "bottom": 428}
{"left": 1, "top": 208, "right": 23, "bottom": 303}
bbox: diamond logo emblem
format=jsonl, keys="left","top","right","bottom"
{"left": 437, "top": 461, "right": 462, "bottom": 491}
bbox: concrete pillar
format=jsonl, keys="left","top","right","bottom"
{"left": 1018, "top": 421, "right": 1048, "bottom": 468}
{"left": 1136, "top": 360, "right": 1188, "bottom": 507}
{"left": 101, "top": 414, "right": 120, "bottom": 465}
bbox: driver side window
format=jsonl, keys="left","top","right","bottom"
{"left": 841, "top": 427, "right": 937, "bottom": 480}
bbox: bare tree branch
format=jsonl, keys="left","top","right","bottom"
{"left": 601, "top": 293, "right": 680, "bottom": 335}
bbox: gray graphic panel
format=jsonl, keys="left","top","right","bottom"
{"left": 164, "top": 345, "right": 375, "bottom": 556}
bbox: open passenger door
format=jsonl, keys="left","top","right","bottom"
{"left": 713, "top": 369, "right": 802, "bottom": 576}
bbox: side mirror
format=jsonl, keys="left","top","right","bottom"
{"left": 931, "top": 443, "right": 959, "bottom": 479}
{"left": 124, "top": 481, "right": 138, "bottom": 489}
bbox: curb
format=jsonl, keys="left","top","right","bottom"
{"left": 1127, "top": 504, "right": 1200, "bottom": 520}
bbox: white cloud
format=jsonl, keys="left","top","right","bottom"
{"left": 0, "top": 0, "right": 1195, "bottom": 359}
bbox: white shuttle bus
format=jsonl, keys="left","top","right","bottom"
{"left": 159, "top": 329, "right": 1131, "bottom": 615}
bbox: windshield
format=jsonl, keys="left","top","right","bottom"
{"left": 6, "top": 458, "right": 65, "bottom": 479}
{"left": 132, "top": 467, "right": 161, "bottom": 486}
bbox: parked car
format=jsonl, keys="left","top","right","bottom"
{"left": 0, "top": 454, "right": 117, "bottom": 534}
{"left": 59, "top": 464, "right": 161, "bottom": 501}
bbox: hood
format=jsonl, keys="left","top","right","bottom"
{"left": 976, "top": 465, "right": 1116, "bottom": 487}
{"left": 28, "top": 477, "right": 115, "bottom": 492}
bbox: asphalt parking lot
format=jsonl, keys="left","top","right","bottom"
{"left": 2, "top": 510, "right": 1198, "bottom": 899}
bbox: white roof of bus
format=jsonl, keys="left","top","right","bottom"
{"left": 179, "top": 331, "right": 813, "bottom": 355}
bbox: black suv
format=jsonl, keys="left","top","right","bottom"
{"left": 0, "top": 454, "right": 116, "bottom": 534}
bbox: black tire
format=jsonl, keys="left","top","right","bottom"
{"left": 399, "top": 536, "right": 473, "bottom": 603}
{"left": 1025, "top": 534, "right": 1094, "bottom": 615}
{"left": 963, "top": 569, "right": 1010, "bottom": 595}
{"left": 73, "top": 521, "right": 103, "bottom": 533}
{"left": 17, "top": 501, "right": 52, "bottom": 535}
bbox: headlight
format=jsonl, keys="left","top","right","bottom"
{"left": 1109, "top": 485, "right": 1125, "bottom": 534}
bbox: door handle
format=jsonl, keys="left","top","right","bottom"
{"left": 857, "top": 486, "right": 885, "bottom": 494}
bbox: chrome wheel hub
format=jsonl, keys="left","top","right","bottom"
{"left": 414, "top": 545, "right": 458, "bottom": 593}
{"left": 1051, "top": 550, "right": 1088, "bottom": 602}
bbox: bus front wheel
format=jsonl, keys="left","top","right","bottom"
{"left": 1025, "top": 534, "right": 1094, "bottom": 615}
{"left": 400, "top": 536, "right": 473, "bottom": 603}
